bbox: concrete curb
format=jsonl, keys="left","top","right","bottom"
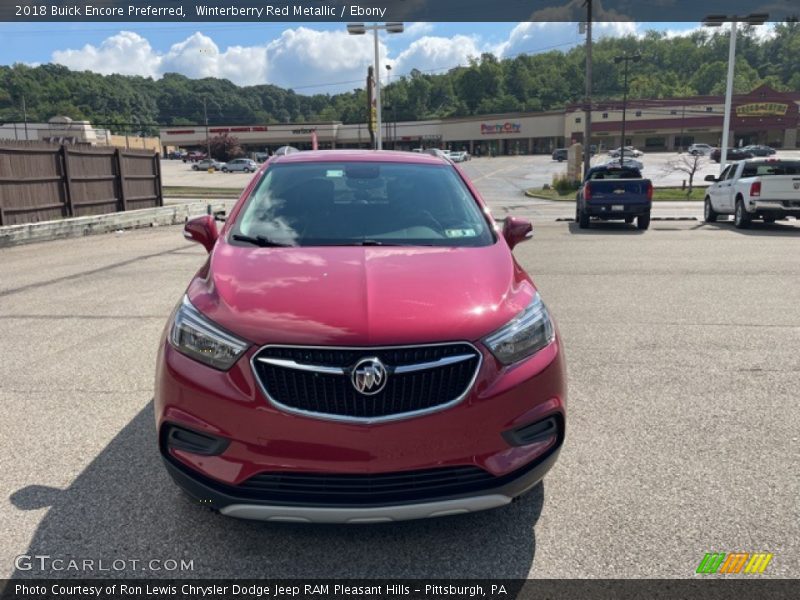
{"left": 0, "top": 200, "right": 234, "bottom": 248}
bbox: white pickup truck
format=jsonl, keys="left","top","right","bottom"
{"left": 703, "top": 158, "right": 800, "bottom": 228}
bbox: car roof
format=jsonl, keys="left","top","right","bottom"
{"left": 268, "top": 149, "right": 449, "bottom": 166}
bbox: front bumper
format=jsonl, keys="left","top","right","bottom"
{"left": 162, "top": 444, "right": 561, "bottom": 523}
{"left": 155, "top": 336, "right": 566, "bottom": 521}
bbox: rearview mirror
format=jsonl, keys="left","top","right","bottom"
{"left": 704, "top": 174, "right": 718, "bottom": 182}
{"left": 183, "top": 215, "right": 218, "bottom": 253}
{"left": 502, "top": 217, "right": 533, "bottom": 250}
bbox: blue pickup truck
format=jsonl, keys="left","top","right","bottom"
{"left": 575, "top": 165, "right": 653, "bottom": 230}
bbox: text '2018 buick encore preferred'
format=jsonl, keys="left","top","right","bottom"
{"left": 155, "top": 150, "right": 566, "bottom": 523}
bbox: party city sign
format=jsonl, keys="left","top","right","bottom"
{"left": 481, "top": 122, "right": 522, "bottom": 135}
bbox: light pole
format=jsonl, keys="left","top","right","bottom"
{"left": 582, "top": 0, "right": 593, "bottom": 177}
{"left": 703, "top": 13, "right": 767, "bottom": 174}
{"left": 385, "top": 64, "right": 392, "bottom": 148}
{"left": 347, "top": 22, "right": 404, "bottom": 150}
{"left": 613, "top": 53, "right": 641, "bottom": 166}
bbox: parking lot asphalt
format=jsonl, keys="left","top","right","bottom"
{"left": 1, "top": 169, "right": 799, "bottom": 579}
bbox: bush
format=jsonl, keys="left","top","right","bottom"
{"left": 209, "top": 134, "right": 244, "bottom": 162}
{"left": 552, "top": 172, "right": 580, "bottom": 195}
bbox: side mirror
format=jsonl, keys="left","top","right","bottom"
{"left": 183, "top": 215, "right": 218, "bottom": 253}
{"left": 704, "top": 174, "right": 718, "bottom": 182}
{"left": 502, "top": 217, "right": 533, "bottom": 250}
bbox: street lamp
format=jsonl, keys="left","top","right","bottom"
{"left": 385, "top": 64, "right": 393, "bottom": 149}
{"left": 347, "top": 22, "right": 404, "bottom": 150}
{"left": 703, "top": 13, "right": 768, "bottom": 173}
{"left": 613, "top": 53, "right": 641, "bottom": 166}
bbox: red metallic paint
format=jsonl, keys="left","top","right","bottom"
{"left": 158, "top": 150, "right": 566, "bottom": 501}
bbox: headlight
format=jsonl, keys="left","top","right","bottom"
{"left": 169, "top": 297, "right": 249, "bottom": 370}
{"left": 482, "top": 293, "right": 555, "bottom": 365}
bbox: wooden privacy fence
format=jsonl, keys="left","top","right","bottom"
{"left": 0, "top": 141, "right": 163, "bottom": 226}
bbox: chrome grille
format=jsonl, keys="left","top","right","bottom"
{"left": 251, "top": 343, "right": 482, "bottom": 421}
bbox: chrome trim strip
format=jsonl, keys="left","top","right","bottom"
{"left": 392, "top": 353, "right": 476, "bottom": 374}
{"left": 220, "top": 493, "right": 510, "bottom": 523}
{"left": 249, "top": 342, "right": 483, "bottom": 424}
{"left": 257, "top": 352, "right": 475, "bottom": 375}
{"left": 255, "top": 357, "right": 345, "bottom": 375}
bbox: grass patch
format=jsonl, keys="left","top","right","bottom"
{"left": 163, "top": 186, "right": 242, "bottom": 198}
{"left": 525, "top": 186, "right": 706, "bottom": 201}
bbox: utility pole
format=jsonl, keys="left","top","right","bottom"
{"left": 613, "top": 53, "right": 641, "bottom": 166}
{"left": 582, "top": 0, "right": 593, "bottom": 177}
{"left": 203, "top": 97, "right": 210, "bottom": 157}
{"left": 22, "top": 94, "right": 29, "bottom": 140}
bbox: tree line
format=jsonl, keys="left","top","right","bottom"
{"left": 0, "top": 23, "right": 798, "bottom": 136}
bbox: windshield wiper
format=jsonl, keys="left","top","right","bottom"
{"left": 231, "top": 234, "right": 292, "bottom": 247}
{"left": 320, "top": 240, "right": 403, "bottom": 246}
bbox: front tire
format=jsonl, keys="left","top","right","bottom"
{"left": 637, "top": 213, "right": 651, "bottom": 230}
{"left": 734, "top": 197, "right": 752, "bottom": 229}
{"left": 704, "top": 197, "right": 718, "bottom": 223}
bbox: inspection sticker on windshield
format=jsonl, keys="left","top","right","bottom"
{"left": 445, "top": 228, "right": 477, "bottom": 238}
{"left": 326, "top": 169, "right": 344, "bottom": 178}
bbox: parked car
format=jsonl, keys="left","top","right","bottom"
{"left": 703, "top": 158, "right": 800, "bottom": 228}
{"left": 183, "top": 151, "right": 207, "bottom": 163}
{"left": 711, "top": 147, "right": 753, "bottom": 163}
{"left": 688, "top": 143, "right": 715, "bottom": 156}
{"left": 608, "top": 146, "right": 643, "bottom": 158}
{"left": 274, "top": 146, "right": 300, "bottom": 156}
{"left": 168, "top": 150, "right": 187, "bottom": 160}
{"left": 157, "top": 150, "right": 566, "bottom": 523}
{"left": 253, "top": 152, "right": 269, "bottom": 163}
{"left": 606, "top": 156, "right": 644, "bottom": 171}
{"left": 552, "top": 148, "right": 568, "bottom": 162}
{"left": 449, "top": 151, "right": 471, "bottom": 162}
{"left": 575, "top": 164, "right": 653, "bottom": 230}
{"left": 741, "top": 144, "right": 776, "bottom": 157}
{"left": 423, "top": 148, "right": 449, "bottom": 159}
{"left": 222, "top": 158, "right": 258, "bottom": 173}
{"left": 192, "top": 158, "right": 225, "bottom": 171}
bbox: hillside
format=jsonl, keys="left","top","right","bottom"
{"left": 0, "top": 23, "right": 798, "bottom": 135}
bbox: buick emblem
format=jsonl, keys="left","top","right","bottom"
{"left": 351, "top": 357, "right": 387, "bottom": 395}
{"left": 794, "top": 182, "right": 800, "bottom": 190}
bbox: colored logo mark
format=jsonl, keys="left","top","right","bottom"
{"left": 696, "top": 552, "right": 773, "bottom": 574}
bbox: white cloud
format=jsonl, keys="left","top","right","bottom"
{"left": 496, "top": 21, "right": 640, "bottom": 58}
{"left": 403, "top": 22, "right": 435, "bottom": 38}
{"left": 49, "top": 21, "right": 648, "bottom": 92}
{"left": 52, "top": 31, "right": 160, "bottom": 77}
{"left": 265, "top": 27, "right": 380, "bottom": 91}
{"left": 159, "top": 33, "right": 269, "bottom": 85}
{"left": 392, "top": 34, "right": 482, "bottom": 75}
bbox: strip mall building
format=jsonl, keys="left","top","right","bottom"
{"left": 160, "top": 85, "right": 800, "bottom": 156}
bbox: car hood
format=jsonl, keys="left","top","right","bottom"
{"left": 186, "top": 241, "right": 535, "bottom": 346}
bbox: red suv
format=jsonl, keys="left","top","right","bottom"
{"left": 155, "top": 150, "right": 566, "bottom": 523}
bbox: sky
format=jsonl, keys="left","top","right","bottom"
{"left": 0, "top": 21, "right": 722, "bottom": 94}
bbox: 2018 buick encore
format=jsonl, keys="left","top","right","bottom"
{"left": 155, "top": 150, "right": 566, "bottom": 523}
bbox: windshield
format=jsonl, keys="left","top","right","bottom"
{"left": 741, "top": 161, "right": 800, "bottom": 177}
{"left": 230, "top": 162, "right": 495, "bottom": 247}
